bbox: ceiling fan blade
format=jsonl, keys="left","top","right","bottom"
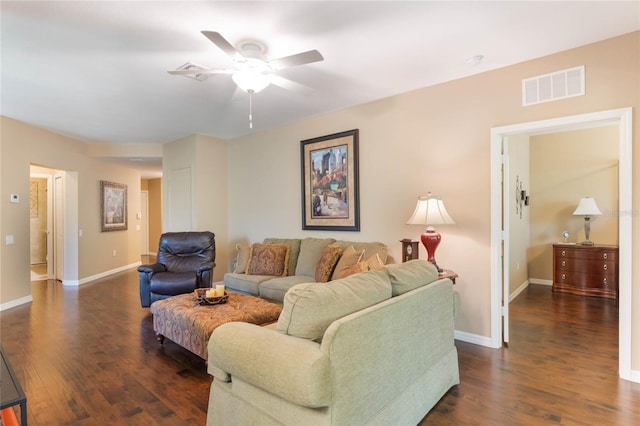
{"left": 267, "top": 74, "right": 315, "bottom": 95}
{"left": 201, "top": 31, "right": 242, "bottom": 60}
{"left": 268, "top": 50, "right": 324, "bottom": 70}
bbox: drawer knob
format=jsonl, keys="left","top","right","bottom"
{"left": 561, "top": 260, "right": 566, "bottom": 267}
{"left": 603, "top": 277, "right": 608, "bottom": 284}
{"left": 603, "top": 253, "right": 608, "bottom": 259}
{"left": 603, "top": 264, "right": 608, "bottom": 271}
{"left": 562, "top": 273, "right": 566, "bottom": 280}
{"left": 561, "top": 250, "right": 566, "bottom": 256}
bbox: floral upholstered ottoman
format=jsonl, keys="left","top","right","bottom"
{"left": 149, "top": 291, "right": 282, "bottom": 360}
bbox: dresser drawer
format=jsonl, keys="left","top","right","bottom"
{"left": 552, "top": 244, "right": 618, "bottom": 300}
{"left": 555, "top": 247, "right": 617, "bottom": 262}
{"left": 555, "top": 257, "right": 617, "bottom": 275}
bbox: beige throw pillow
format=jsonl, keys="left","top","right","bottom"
{"left": 246, "top": 243, "right": 290, "bottom": 277}
{"left": 341, "top": 261, "right": 369, "bottom": 278}
{"left": 366, "top": 253, "right": 386, "bottom": 271}
{"left": 233, "top": 243, "right": 251, "bottom": 274}
{"left": 331, "top": 245, "right": 365, "bottom": 280}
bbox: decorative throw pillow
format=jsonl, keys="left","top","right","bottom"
{"left": 331, "top": 245, "right": 365, "bottom": 280}
{"left": 341, "top": 261, "right": 369, "bottom": 278}
{"left": 366, "top": 253, "right": 386, "bottom": 271}
{"left": 314, "top": 245, "right": 343, "bottom": 282}
{"left": 233, "top": 243, "right": 251, "bottom": 274}
{"left": 246, "top": 243, "right": 290, "bottom": 277}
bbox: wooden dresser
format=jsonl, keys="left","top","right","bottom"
{"left": 552, "top": 244, "right": 618, "bottom": 300}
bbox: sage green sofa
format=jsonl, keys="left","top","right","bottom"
{"left": 223, "top": 237, "right": 389, "bottom": 302}
{"left": 206, "top": 260, "right": 460, "bottom": 425}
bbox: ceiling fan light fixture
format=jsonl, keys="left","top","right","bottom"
{"left": 232, "top": 70, "right": 270, "bottom": 93}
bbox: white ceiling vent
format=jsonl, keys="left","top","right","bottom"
{"left": 522, "top": 66, "right": 584, "bottom": 106}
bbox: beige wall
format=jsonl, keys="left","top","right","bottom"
{"left": 507, "top": 134, "right": 530, "bottom": 296}
{"left": 1, "top": 116, "right": 142, "bottom": 303}
{"left": 148, "top": 178, "right": 162, "bottom": 251}
{"left": 162, "top": 134, "right": 228, "bottom": 281}
{"left": 529, "top": 126, "right": 619, "bottom": 281}
{"left": 226, "top": 32, "right": 639, "bottom": 358}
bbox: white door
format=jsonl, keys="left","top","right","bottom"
{"left": 54, "top": 174, "right": 64, "bottom": 281}
{"left": 140, "top": 190, "right": 149, "bottom": 255}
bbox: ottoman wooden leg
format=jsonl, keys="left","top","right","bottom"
{"left": 157, "top": 334, "right": 165, "bottom": 344}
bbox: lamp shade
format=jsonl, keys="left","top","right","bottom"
{"left": 406, "top": 194, "right": 455, "bottom": 226}
{"left": 572, "top": 197, "right": 602, "bottom": 216}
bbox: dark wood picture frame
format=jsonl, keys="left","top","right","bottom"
{"left": 301, "top": 129, "right": 360, "bottom": 231}
{"left": 101, "top": 180, "right": 128, "bottom": 232}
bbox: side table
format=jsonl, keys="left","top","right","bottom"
{"left": 439, "top": 269, "right": 458, "bottom": 284}
{"left": 1, "top": 346, "right": 27, "bottom": 426}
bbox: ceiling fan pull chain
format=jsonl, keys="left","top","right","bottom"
{"left": 248, "top": 89, "right": 254, "bottom": 129}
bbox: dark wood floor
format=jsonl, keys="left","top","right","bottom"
{"left": 2, "top": 265, "right": 639, "bottom": 425}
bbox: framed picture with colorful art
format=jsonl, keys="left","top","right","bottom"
{"left": 300, "top": 129, "right": 360, "bottom": 231}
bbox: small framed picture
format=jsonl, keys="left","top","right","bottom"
{"left": 101, "top": 180, "right": 128, "bottom": 232}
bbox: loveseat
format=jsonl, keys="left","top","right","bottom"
{"left": 223, "top": 237, "right": 389, "bottom": 302}
{"left": 207, "top": 260, "right": 460, "bottom": 425}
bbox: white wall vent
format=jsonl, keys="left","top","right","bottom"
{"left": 522, "top": 66, "right": 584, "bottom": 106}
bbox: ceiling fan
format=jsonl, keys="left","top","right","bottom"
{"left": 169, "top": 31, "right": 324, "bottom": 128}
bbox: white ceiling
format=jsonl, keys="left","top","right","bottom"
{"left": 2, "top": 1, "right": 639, "bottom": 176}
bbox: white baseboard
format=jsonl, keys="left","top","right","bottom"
{"left": 509, "top": 280, "right": 529, "bottom": 302}
{"left": 63, "top": 261, "right": 142, "bottom": 287}
{"left": 529, "top": 278, "right": 553, "bottom": 286}
{"left": 454, "top": 330, "right": 494, "bottom": 347}
{"left": 625, "top": 369, "right": 640, "bottom": 383}
{"left": 0, "top": 295, "right": 33, "bottom": 312}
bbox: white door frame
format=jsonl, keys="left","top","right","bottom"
{"left": 490, "top": 107, "right": 633, "bottom": 381}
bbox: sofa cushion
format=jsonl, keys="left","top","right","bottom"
{"left": 385, "top": 259, "right": 439, "bottom": 296}
{"left": 246, "top": 243, "right": 290, "bottom": 276}
{"left": 332, "top": 240, "right": 389, "bottom": 264}
{"left": 259, "top": 275, "right": 317, "bottom": 302}
{"left": 233, "top": 243, "right": 251, "bottom": 274}
{"left": 295, "top": 238, "right": 336, "bottom": 277}
{"left": 263, "top": 238, "right": 302, "bottom": 276}
{"left": 277, "top": 270, "right": 392, "bottom": 342}
{"left": 314, "top": 245, "right": 343, "bottom": 282}
{"left": 223, "top": 273, "right": 273, "bottom": 295}
{"left": 331, "top": 245, "right": 365, "bottom": 280}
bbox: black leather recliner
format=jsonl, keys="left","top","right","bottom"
{"left": 138, "top": 231, "right": 216, "bottom": 307}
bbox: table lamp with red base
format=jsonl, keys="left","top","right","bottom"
{"left": 406, "top": 193, "right": 455, "bottom": 273}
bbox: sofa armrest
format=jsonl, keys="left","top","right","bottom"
{"left": 208, "top": 322, "right": 330, "bottom": 408}
{"left": 137, "top": 263, "right": 166, "bottom": 274}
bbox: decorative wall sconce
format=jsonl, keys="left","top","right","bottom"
{"left": 515, "top": 176, "right": 529, "bottom": 219}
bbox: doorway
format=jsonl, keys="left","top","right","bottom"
{"left": 29, "top": 174, "right": 50, "bottom": 281}
{"left": 490, "top": 107, "right": 633, "bottom": 381}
